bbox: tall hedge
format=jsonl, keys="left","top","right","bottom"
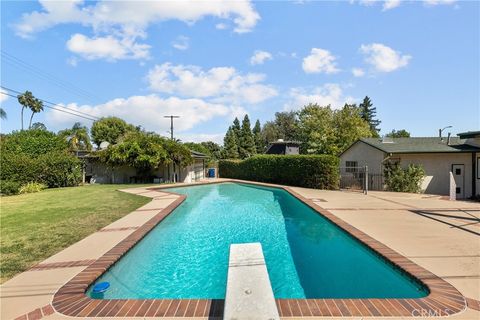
{"left": 219, "top": 155, "right": 339, "bottom": 189}
{"left": 0, "top": 130, "right": 82, "bottom": 189}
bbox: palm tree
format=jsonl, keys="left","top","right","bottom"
{"left": 28, "top": 98, "right": 44, "bottom": 129}
{"left": 17, "top": 91, "right": 34, "bottom": 130}
{"left": 59, "top": 122, "right": 92, "bottom": 151}
{"left": 0, "top": 107, "right": 6, "bottom": 120}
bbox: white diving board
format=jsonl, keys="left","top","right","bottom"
{"left": 224, "top": 243, "right": 280, "bottom": 320}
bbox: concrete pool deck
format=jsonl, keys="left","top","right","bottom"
{"left": 1, "top": 179, "right": 479, "bottom": 319}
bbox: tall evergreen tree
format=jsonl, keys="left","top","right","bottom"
{"left": 232, "top": 117, "right": 241, "bottom": 140}
{"left": 252, "top": 119, "right": 263, "bottom": 154}
{"left": 239, "top": 115, "right": 256, "bottom": 158}
{"left": 223, "top": 126, "right": 239, "bottom": 159}
{"left": 359, "top": 96, "right": 381, "bottom": 137}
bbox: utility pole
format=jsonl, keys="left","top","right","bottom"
{"left": 164, "top": 115, "right": 180, "bottom": 140}
{"left": 164, "top": 115, "right": 180, "bottom": 183}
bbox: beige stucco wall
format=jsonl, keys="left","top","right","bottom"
{"left": 340, "top": 141, "right": 385, "bottom": 174}
{"left": 398, "top": 153, "right": 474, "bottom": 198}
{"left": 89, "top": 159, "right": 205, "bottom": 184}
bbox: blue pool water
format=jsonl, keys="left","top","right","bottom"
{"left": 88, "top": 183, "right": 428, "bottom": 299}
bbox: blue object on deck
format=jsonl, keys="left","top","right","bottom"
{"left": 92, "top": 282, "right": 110, "bottom": 293}
{"left": 208, "top": 168, "right": 215, "bottom": 177}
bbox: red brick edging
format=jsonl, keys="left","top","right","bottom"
{"left": 51, "top": 180, "right": 467, "bottom": 318}
{"left": 14, "top": 304, "right": 54, "bottom": 320}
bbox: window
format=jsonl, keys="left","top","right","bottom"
{"left": 455, "top": 168, "right": 461, "bottom": 175}
{"left": 346, "top": 161, "right": 357, "bottom": 173}
{"left": 456, "top": 187, "right": 461, "bottom": 194}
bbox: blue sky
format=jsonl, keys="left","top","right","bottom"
{"left": 1, "top": 0, "right": 479, "bottom": 143}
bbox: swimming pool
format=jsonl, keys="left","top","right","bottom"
{"left": 88, "top": 182, "right": 428, "bottom": 299}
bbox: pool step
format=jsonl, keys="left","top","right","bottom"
{"left": 224, "top": 243, "right": 280, "bottom": 320}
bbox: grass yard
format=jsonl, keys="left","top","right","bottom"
{"left": 0, "top": 184, "right": 152, "bottom": 283}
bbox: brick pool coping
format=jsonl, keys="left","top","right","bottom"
{"left": 51, "top": 180, "right": 467, "bottom": 318}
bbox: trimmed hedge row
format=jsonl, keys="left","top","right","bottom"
{"left": 219, "top": 154, "right": 339, "bottom": 189}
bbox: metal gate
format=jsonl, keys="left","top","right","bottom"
{"left": 339, "top": 166, "right": 384, "bottom": 194}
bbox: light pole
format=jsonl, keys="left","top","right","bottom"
{"left": 164, "top": 115, "right": 180, "bottom": 140}
{"left": 439, "top": 125, "right": 452, "bottom": 140}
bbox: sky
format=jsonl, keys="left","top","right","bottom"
{"left": 1, "top": 0, "right": 479, "bottom": 144}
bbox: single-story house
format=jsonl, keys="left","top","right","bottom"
{"left": 80, "top": 150, "right": 208, "bottom": 184}
{"left": 339, "top": 131, "right": 480, "bottom": 199}
{"left": 266, "top": 139, "right": 300, "bottom": 155}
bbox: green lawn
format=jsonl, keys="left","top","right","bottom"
{"left": 0, "top": 184, "right": 152, "bottom": 283}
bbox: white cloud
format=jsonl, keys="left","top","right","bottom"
{"left": 0, "top": 89, "right": 9, "bottom": 103}
{"left": 250, "top": 50, "right": 273, "bottom": 65}
{"left": 146, "top": 63, "right": 277, "bottom": 104}
{"left": 45, "top": 94, "right": 235, "bottom": 134}
{"left": 66, "top": 33, "right": 150, "bottom": 61}
{"left": 360, "top": 43, "right": 411, "bottom": 72}
{"left": 178, "top": 133, "right": 225, "bottom": 144}
{"left": 383, "top": 0, "right": 401, "bottom": 11}
{"left": 215, "top": 23, "right": 228, "bottom": 30}
{"left": 352, "top": 68, "right": 365, "bottom": 77}
{"left": 172, "top": 36, "right": 190, "bottom": 51}
{"left": 423, "top": 0, "right": 456, "bottom": 6}
{"left": 302, "top": 48, "right": 340, "bottom": 74}
{"left": 15, "top": 0, "right": 260, "bottom": 60}
{"left": 285, "top": 84, "right": 355, "bottom": 110}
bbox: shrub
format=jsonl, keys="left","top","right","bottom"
{"left": 0, "top": 180, "right": 21, "bottom": 196}
{"left": 219, "top": 154, "right": 339, "bottom": 189}
{"left": 19, "top": 182, "right": 47, "bottom": 194}
{"left": 384, "top": 162, "right": 425, "bottom": 193}
{"left": 0, "top": 130, "right": 82, "bottom": 188}
{"left": 37, "top": 152, "right": 82, "bottom": 188}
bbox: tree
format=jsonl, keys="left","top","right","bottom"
{"left": 0, "top": 108, "right": 6, "bottom": 120}
{"left": 333, "top": 103, "right": 372, "bottom": 153}
{"left": 386, "top": 129, "right": 410, "bottom": 138}
{"left": 90, "top": 116, "right": 136, "bottom": 146}
{"left": 28, "top": 98, "right": 44, "bottom": 129}
{"left": 274, "top": 111, "right": 299, "bottom": 141}
{"left": 359, "top": 96, "right": 381, "bottom": 137}
{"left": 200, "top": 141, "right": 223, "bottom": 160}
{"left": 261, "top": 121, "right": 279, "bottom": 148}
{"left": 238, "top": 115, "right": 256, "bottom": 158}
{"left": 31, "top": 122, "right": 47, "bottom": 130}
{"left": 297, "top": 104, "right": 336, "bottom": 154}
{"left": 252, "top": 119, "right": 263, "bottom": 154}
{"left": 100, "top": 131, "right": 169, "bottom": 177}
{"left": 297, "top": 103, "right": 371, "bottom": 155}
{"left": 223, "top": 127, "right": 239, "bottom": 159}
{"left": 58, "top": 122, "right": 92, "bottom": 151}
{"left": 17, "top": 91, "right": 35, "bottom": 130}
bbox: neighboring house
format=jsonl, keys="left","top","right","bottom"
{"left": 339, "top": 131, "right": 480, "bottom": 199}
{"left": 80, "top": 150, "right": 208, "bottom": 184}
{"left": 265, "top": 139, "right": 300, "bottom": 155}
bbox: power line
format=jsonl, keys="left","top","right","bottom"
{"left": 1, "top": 86, "right": 100, "bottom": 121}
{"left": 1, "top": 50, "right": 101, "bottom": 103}
{"left": 0, "top": 91, "right": 98, "bottom": 122}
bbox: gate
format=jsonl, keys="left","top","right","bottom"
{"left": 339, "top": 166, "right": 384, "bottom": 194}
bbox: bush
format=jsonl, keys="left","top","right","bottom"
{"left": 1, "top": 130, "right": 82, "bottom": 188}
{"left": 37, "top": 152, "right": 82, "bottom": 187}
{"left": 0, "top": 180, "right": 21, "bottom": 196}
{"left": 19, "top": 182, "right": 47, "bottom": 194}
{"left": 384, "top": 162, "right": 425, "bottom": 193}
{"left": 219, "top": 154, "right": 339, "bottom": 189}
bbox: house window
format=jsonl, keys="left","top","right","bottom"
{"left": 346, "top": 161, "right": 358, "bottom": 173}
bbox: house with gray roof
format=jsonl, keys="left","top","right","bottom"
{"left": 339, "top": 131, "right": 480, "bottom": 199}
